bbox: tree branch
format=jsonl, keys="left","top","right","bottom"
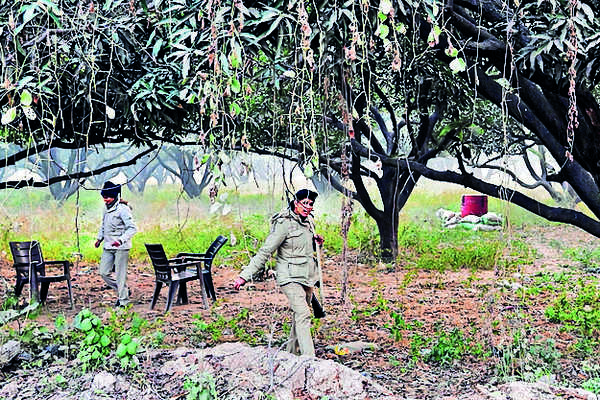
{"left": 0, "top": 145, "right": 158, "bottom": 190}
{"left": 351, "top": 139, "right": 600, "bottom": 236}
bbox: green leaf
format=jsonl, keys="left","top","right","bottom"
{"left": 55, "top": 315, "right": 66, "bottom": 330}
{"left": 54, "top": 374, "right": 66, "bottom": 385}
{"left": 230, "top": 102, "right": 241, "bottom": 116}
{"left": 100, "top": 335, "right": 111, "bottom": 347}
{"left": 85, "top": 331, "right": 97, "bottom": 345}
{"left": 449, "top": 58, "right": 466, "bottom": 73}
{"left": 80, "top": 318, "right": 93, "bottom": 332}
{"left": 230, "top": 50, "right": 241, "bottom": 69}
{"left": 198, "top": 390, "right": 209, "bottom": 400}
{"left": 395, "top": 22, "right": 407, "bottom": 34}
{"left": 377, "top": 24, "right": 390, "bottom": 39}
{"left": 126, "top": 341, "right": 139, "bottom": 355}
{"left": 303, "top": 164, "right": 314, "bottom": 178}
{"left": 20, "top": 90, "right": 32, "bottom": 106}
{"left": 22, "top": 5, "right": 38, "bottom": 24}
{"left": 230, "top": 78, "right": 241, "bottom": 94}
{"left": 121, "top": 334, "right": 132, "bottom": 344}
{"left": 427, "top": 31, "right": 436, "bottom": 44}
{"left": 92, "top": 348, "right": 102, "bottom": 360}
{"left": 116, "top": 343, "right": 128, "bottom": 358}
{"left": 152, "top": 39, "right": 163, "bottom": 58}
{"left": 445, "top": 47, "right": 458, "bottom": 58}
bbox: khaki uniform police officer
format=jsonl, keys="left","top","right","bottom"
{"left": 234, "top": 189, "right": 323, "bottom": 356}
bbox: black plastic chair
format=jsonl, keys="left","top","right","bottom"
{"left": 145, "top": 243, "right": 209, "bottom": 312}
{"left": 176, "top": 235, "right": 228, "bottom": 301}
{"left": 9, "top": 241, "right": 74, "bottom": 308}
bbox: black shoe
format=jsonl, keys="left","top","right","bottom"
{"left": 114, "top": 289, "right": 132, "bottom": 307}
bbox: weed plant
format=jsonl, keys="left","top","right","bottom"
{"left": 581, "top": 360, "right": 600, "bottom": 394}
{"left": 386, "top": 309, "right": 423, "bottom": 342}
{"left": 545, "top": 279, "right": 600, "bottom": 348}
{"left": 424, "top": 327, "right": 485, "bottom": 366}
{"left": 564, "top": 247, "right": 600, "bottom": 271}
{"left": 2, "top": 307, "right": 157, "bottom": 372}
{"left": 350, "top": 291, "right": 390, "bottom": 322}
{"left": 516, "top": 271, "right": 573, "bottom": 305}
{"left": 183, "top": 372, "right": 218, "bottom": 400}
{"left": 494, "top": 331, "right": 561, "bottom": 382}
{"left": 73, "top": 308, "right": 149, "bottom": 371}
{"left": 192, "top": 308, "right": 259, "bottom": 345}
{"left": 583, "top": 378, "right": 600, "bottom": 394}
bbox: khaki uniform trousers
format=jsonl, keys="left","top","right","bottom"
{"left": 280, "top": 282, "right": 315, "bottom": 357}
{"left": 99, "top": 249, "right": 130, "bottom": 305}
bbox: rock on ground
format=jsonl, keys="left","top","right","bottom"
{"left": 0, "top": 340, "right": 20, "bottom": 368}
{"left": 0, "top": 343, "right": 399, "bottom": 400}
{"left": 1, "top": 343, "right": 597, "bottom": 400}
{"left": 155, "top": 342, "right": 399, "bottom": 399}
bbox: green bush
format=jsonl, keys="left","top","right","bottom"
{"left": 424, "top": 327, "right": 484, "bottom": 365}
{"left": 545, "top": 281, "right": 600, "bottom": 338}
{"left": 495, "top": 332, "right": 562, "bottom": 382}
{"left": 73, "top": 308, "right": 144, "bottom": 371}
{"left": 184, "top": 372, "right": 218, "bottom": 400}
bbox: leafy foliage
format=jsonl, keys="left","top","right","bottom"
{"left": 184, "top": 372, "right": 218, "bottom": 400}
{"left": 495, "top": 332, "right": 562, "bottom": 382}
{"left": 73, "top": 308, "right": 144, "bottom": 371}
{"left": 545, "top": 280, "right": 600, "bottom": 338}
{"left": 192, "top": 308, "right": 258, "bottom": 344}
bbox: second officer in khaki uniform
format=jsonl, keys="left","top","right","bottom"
{"left": 233, "top": 189, "right": 323, "bottom": 356}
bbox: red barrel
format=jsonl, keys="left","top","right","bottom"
{"left": 461, "top": 195, "right": 488, "bottom": 217}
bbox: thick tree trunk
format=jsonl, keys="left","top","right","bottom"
{"left": 375, "top": 217, "right": 398, "bottom": 261}
{"left": 361, "top": 165, "right": 421, "bottom": 261}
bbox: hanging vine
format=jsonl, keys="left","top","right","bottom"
{"left": 339, "top": 139, "right": 353, "bottom": 305}
{"left": 566, "top": 0, "right": 579, "bottom": 162}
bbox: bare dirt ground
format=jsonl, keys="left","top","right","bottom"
{"left": 0, "top": 224, "right": 597, "bottom": 398}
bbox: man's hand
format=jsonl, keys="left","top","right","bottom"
{"left": 94, "top": 239, "right": 102, "bottom": 248}
{"left": 111, "top": 240, "right": 121, "bottom": 247}
{"left": 314, "top": 234, "right": 324, "bottom": 246}
{"left": 233, "top": 277, "right": 246, "bottom": 290}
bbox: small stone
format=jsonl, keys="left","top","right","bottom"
{"left": 91, "top": 371, "right": 116, "bottom": 393}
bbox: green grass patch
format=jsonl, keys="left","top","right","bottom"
{"left": 0, "top": 186, "right": 540, "bottom": 273}
{"left": 564, "top": 247, "right": 600, "bottom": 271}
{"left": 396, "top": 224, "right": 533, "bottom": 271}
{"left": 403, "top": 188, "right": 555, "bottom": 229}
{"left": 192, "top": 308, "right": 260, "bottom": 345}
{"left": 545, "top": 278, "right": 600, "bottom": 338}
{"left": 495, "top": 331, "right": 562, "bottom": 382}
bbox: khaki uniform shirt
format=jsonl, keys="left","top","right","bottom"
{"left": 239, "top": 208, "right": 318, "bottom": 287}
